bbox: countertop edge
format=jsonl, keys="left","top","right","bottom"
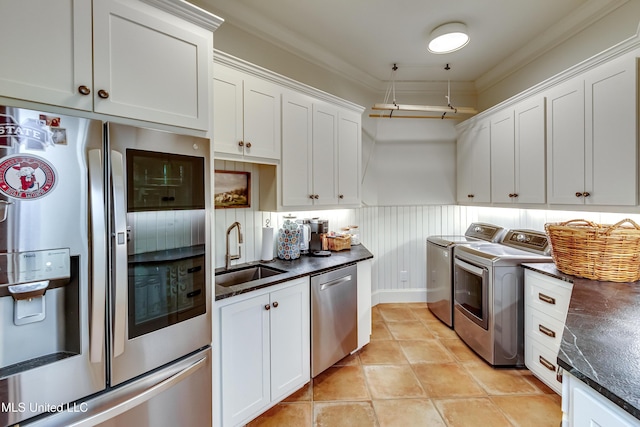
{"left": 214, "top": 245, "right": 374, "bottom": 301}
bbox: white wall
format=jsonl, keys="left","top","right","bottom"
{"left": 372, "top": 118, "right": 457, "bottom": 206}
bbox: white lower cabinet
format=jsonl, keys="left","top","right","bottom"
{"left": 563, "top": 371, "right": 640, "bottom": 427}
{"left": 218, "top": 277, "right": 310, "bottom": 427}
{"left": 524, "top": 270, "right": 573, "bottom": 394}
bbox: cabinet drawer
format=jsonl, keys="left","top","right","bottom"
{"left": 525, "top": 337, "right": 562, "bottom": 394}
{"left": 524, "top": 270, "right": 572, "bottom": 321}
{"left": 525, "top": 307, "right": 564, "bottom": 351}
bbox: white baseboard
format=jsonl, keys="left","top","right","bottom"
{"left": 372, "top": 288, "right": 427, "bottom": 305}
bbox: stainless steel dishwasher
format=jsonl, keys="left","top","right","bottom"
{"left": 311, "top": 264, "right": 358, "bottom": 377}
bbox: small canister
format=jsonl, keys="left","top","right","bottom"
{"left": 349, "top": 225, "right": 360, "bottom": 245}
{"left": 277, "top": 218, "right": 301, "bottom": 260}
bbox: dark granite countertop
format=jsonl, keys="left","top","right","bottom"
{"left": 215, "top": 244, "right": 373, "bottom": 301}
{"left": 523, "top": 263, "right": 640, "bottom": 420}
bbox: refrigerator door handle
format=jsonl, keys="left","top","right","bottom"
{"left": 89, "top": 149, "right": 106, "bottom": 363}
{"left": 27, "top": 354, "right": 208, "bottom": 427}
{"left": 111, "top": 149, "right": 127, "bottom": 357}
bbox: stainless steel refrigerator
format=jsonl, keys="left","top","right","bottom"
{"left": 0, "top": 106, "right": 212, "bottom": 426}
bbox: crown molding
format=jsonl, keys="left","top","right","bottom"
{"left": 214, "top": 50, "right": 365, "bottom": 113}
{"left": 140, "top": 0, "right": 224, "bottom": 32}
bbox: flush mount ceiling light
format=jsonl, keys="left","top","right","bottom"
{"left": 427, "top": 22, "right": 470, "bottom": 54}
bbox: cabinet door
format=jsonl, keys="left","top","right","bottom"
{"left": 585, "top": 55, "right": 637, "bottom": 206}
{"left": 269, "top": 279, "right": 310, "bottom": 402}
{"left": 456, "top": 125, "right": 474, "bottom": 203}
{"left": 514, "top": 97, "right": 546, "bottom": 204}
{"left": 569, "top": 374, "right": 639, "bottom": 427}
{"left": 490, "top": 111, "right": 515, "bottom": 203}
{"left": 220, "top": 293, "right": 271, "bottom": 427}
{"left": 546, "top": 80, "right": 585, "bottom": 204}
{"left": 93, "top": 0, "right": 211, "bottom": 130}
{"left": 281, "top": 91, "right": 314, "bottom": 207}
{"left": 337, "top": 110, "right": 361, "bottom": 206}
{"left": 457, "top": 120, "right": 491, "bottom": 203}
{"left": 243, "top": 76, "right": 282, "bottom": 160}
{"left": 312, "top": 103, "right": 339, "bottom": 205}
{"left": 0, "top": 0, "right": 93, "bottom": 110}
{"left": 473, "top": 121, "right": 492, "bottom": 203}
{"left": 213, "top": 64, "right": 244, "bottom": 155}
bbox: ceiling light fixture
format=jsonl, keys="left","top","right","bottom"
{"left": 427, "top": 22, "right": 470, "bottom": 54}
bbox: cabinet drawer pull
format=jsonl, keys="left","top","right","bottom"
{"left": 339, "top": 194, "right": 344, "bottom": 199}
{"left": 272, "top": 301, "right": 279, "bottom": 308}
{"left": 467, "top": 194, "right": 474, "bottom": 198}
{"left": 245, "top": 142, "right": 252, "bottom": 148}
{"left": 264, "top": 304, "right": 270, "bottom": 311}
{"left": 78, "top": 85, "right": 91, "bottom": 95}
{"left": 575, "top": 192, "right": 583, "bottom": 197}
{"left": 538, "top": 293, "right": 556, "bottom": 305}
{"left": 314, "top": 195, "right": 319, "bottom": 199}
{"left": 98, "top": 89, "right": 109, "bottom": 99}
{"left": 538, "top": 324, "right": 556, "bottom": 338}
{"left": 583, "top": 191, "right": 590, "bottom": 197}
{"left": 539, "top": 356, "right": 556, "bottom": 371}
{"left": 238, "top": 141, "right": 244, "bottom": 147}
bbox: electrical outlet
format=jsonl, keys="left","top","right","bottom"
{"left": 400, "top": 270, "right": 408, "bottom": 282}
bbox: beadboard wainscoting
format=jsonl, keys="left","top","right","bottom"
{"left": 214, "top": 161, "right": 640, "bottom": 303}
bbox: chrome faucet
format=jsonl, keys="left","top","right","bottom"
{"left": 226, "top": 221, "right": 243, "bottom": 269}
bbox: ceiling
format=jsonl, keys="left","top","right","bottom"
{"left": 196, "top": 0, "right": 624, "bottom": 92}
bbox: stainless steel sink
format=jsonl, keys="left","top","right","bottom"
{"left": 215, "top": 265, "right": 286, "bottom": 287}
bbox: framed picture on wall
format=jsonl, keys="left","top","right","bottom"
{"left": 214, "top": 170, "right": 251, "bottom": 209}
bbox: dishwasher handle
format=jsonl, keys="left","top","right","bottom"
{"left": 319, "top": 275, "right": 352, "bottom": 291}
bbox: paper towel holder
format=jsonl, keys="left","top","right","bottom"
{"left": 261, "top": 219, "right": 275, "bottom": 263}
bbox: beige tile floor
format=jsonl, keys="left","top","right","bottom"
{"left": 247, "top": 303, "right": 562, "bottom": 427}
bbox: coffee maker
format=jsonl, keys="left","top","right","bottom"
{"left": 309, "top": 219, "right": 329, "bottom": 252}
{"left": 296, "top": 219, "right": 311, "bottom": 254}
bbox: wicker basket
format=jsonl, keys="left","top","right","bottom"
{"left": 544, "top": 218, "right": 640, "bottom": 282}
{"left": 326, "top": 235, "right": 351, "bottom": 251}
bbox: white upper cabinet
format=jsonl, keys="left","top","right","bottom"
{"left": 457, "top": 119, "right": 491, "bottom": 203}
{"left": 490, "top": 111, "right": 515, "bottom": 203}
{"left": 311, "top": 103, "right": 339, "bottom": 206}
{"left": 216, "top": 52, "right": 364, "bottom": 211}
{"left": 281, "top": 91, "right": 314, "bottom": 207}
{"left": 0, "top": 0, "right": 93, "bottom": 111}
{"left": 491, "top": 96, "right": 546, "bottom": 204}
{"left": 213, "top": 64, "right": 282, "bottom": 162}
{"left": 547, "top": 53, "right": 637, "bottom": 206}
{"left": 0, "top": 0, "right": 217, "bottom": 131}
{"left": 278, "top": 93, "right": 362, "bottom": 210}
{"left": 337, "top": 110, "right": 362, "bottom": 206}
